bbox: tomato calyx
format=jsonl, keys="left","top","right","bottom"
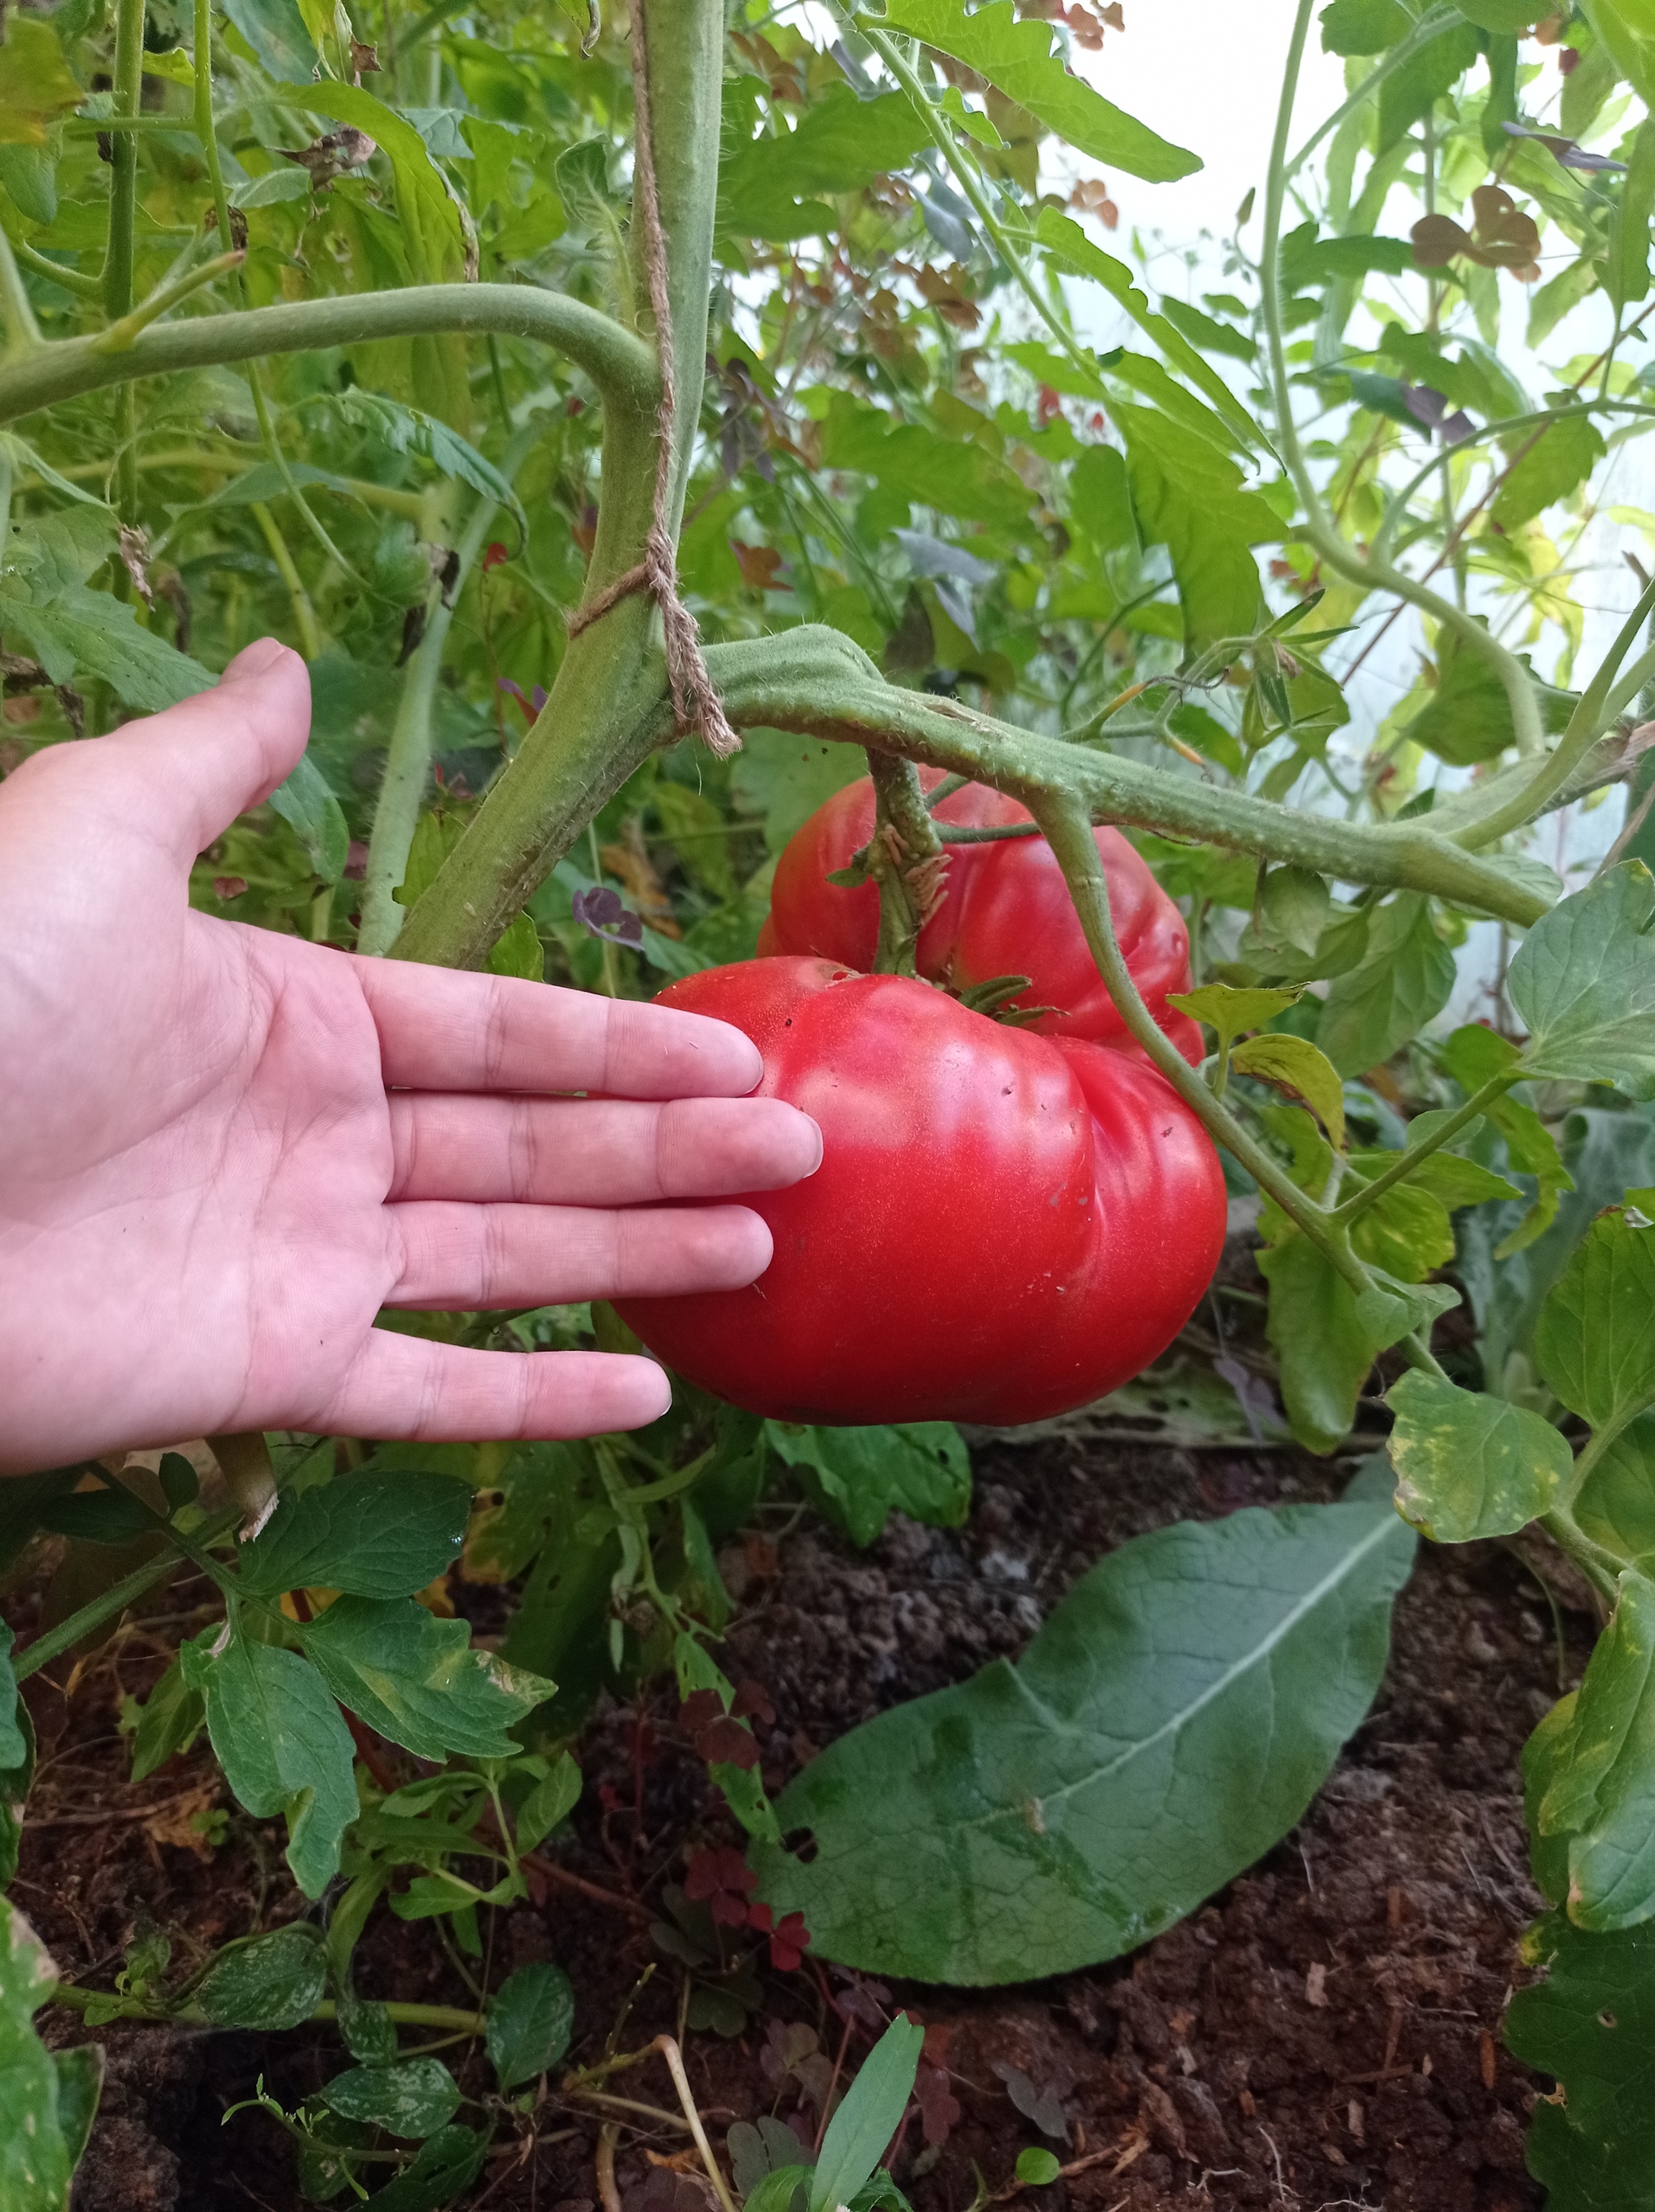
{"left": 954, "top": 972, "right": 1063, "bottom": 1026}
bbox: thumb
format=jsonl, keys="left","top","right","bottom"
{"left": 102, "top": 637, "right": 312, "bottom": 861}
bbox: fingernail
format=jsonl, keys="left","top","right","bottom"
{"left": 224, "top": 637, "right": 289, "bottom": 679}
{"left": 802, "top": 1116, "right": 824, "bottom": 1175}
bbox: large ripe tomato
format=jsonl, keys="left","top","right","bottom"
{"left": 757, "top": 768, "right": 1202, "bottom": 1062}
{"left": 614, "top": 957, "right": 1227, "bottom": 1427}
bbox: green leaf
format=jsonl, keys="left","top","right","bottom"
{"left": 720, "top": 87, "right": 933, "bottom": 236}
{"left": 0, "top": 1898, "right": 74, "bottom": 2210}
{"left": 1505, "top": 1909, "right": 1655, "bottom": 2212}
{"left": 1441, "top": 1023, "right": 1572, "bottom": 1255}
{"left": 299, "top": 1596, "right": 552, "bottom": 1761}
{"left": 0, "top": 1624, "right": 25, "bottom": 1773}
{"left": 751, "top": 1498, "right": 1413, "bottom": 1981}
{"left": 1257, "top": 1235, "right": 1379, "bottom": 1453}
{"left": 362, "top": 2125, "right": 489, "bottom": 2210}
{"left": 764, "top": 1423, "right": 971, "bottom": 1549}
{"left": 1534, "top": 1203, "right": 1655, "bottom": 1433}
{"left": 218, "top": 0, "right": 317, "bottom": 80}
{"left": 1376, "top": 22, "right": 1481, "bottom": 151}
{"left": 1231, "top": 1034, "right": 1346, "bottom": 1150}
{"left": 554, "top": 137, "right": 613, "bottom": 235}
{"left": 196, "top": 1925, "right": 328, "bottom": 2030}
{"left": 0, "top": 582, "right": 214, "bottom": 711}
{"left": 238, "top": 1470, "right": 472, "bottom": 1600}
{"left": 1582, "top": 0, "right": 1655, "bottom": 105}
{"left": 729, "top": 728, "right": 863, "bottom": 855}
{"left": 1016, "top": 2149, "right": 1063, "bottom": 2187}
{"left": 1576, "top": 1417, "right": 1655, "bottom": 1575}
{"left": 1491, "top": 408, "right": 1607, "bottom": 530}
{"left": 1261, "top": 868, "right": 1332, "bottom": 958}
{"left": 1112, "top": 406, "right": 1276, "bottom": 650}
{"left": 0, "top": 19, "right": 82, "bottom": 145}
{"left": 1166, "top": 982, "right": 1303, "bottom": 1049}
{"left": 312, "top": 391, "right": 529, "bottom": 545}
{"left": 1536, "top": 1571, "right": 1655, "bottom": 1928}
{"left": 1510, "top": 864, "right": 1655, "bottom": 1100}
{"left": 179, "top": 1627, "right": 356, "bottom": 1897}
{"left": 50, "top": 2047, "right": 103, "bottom": 2176}
{"left": 0, "top": 1680, "right": 34, "bottom": 1894}
{"left": 0, "top": 433, "right": 111, "bottom": 513}
{"left": 816, "top": 393, "right": 1034, "bottom": 532}
{"left": 1317, "top": 896, "right": 1455, "bottom": 1078}
{"left": 881, "top": 0, "right": 1198, "bottom": 180}
{"left": 129, "top": 1656, "right": 204, "bottom": 1783}
{"left": 322, "top": 2059, "right": 461, "bottom": 2139}
{"left": 299, "top": 84, "right": 466, "bottom": 286}
{"left": 1351, "top": 1273, "right": 1460, "bottom": 1354}
{"left": 1406, "top": 629, "right": 1575, "bottom": 767}
{"left": 269, "top": 751, "right": 350, "bottom": 886}
{"left": 1387, "top": 1371, "right": 1571, "bottom": 1541}
{"left": 486, "top": 910, "right": 545, "bottom": 981}
{"left": 809, "top": 2014, "right": 925, "bottom": 2212}
{"left": 38, "top": 1486, "right": 152, "bottom": 1543}
{"left": 1611, "top": 120, "right": 1655, "bottom": 315}
{"left": 1320, "top": 0, "right": 1410, "bottom": 53}
{"left": 513, "top": 1750, "right": 581, "bottom": 1852}
{"left": 485, "top": 1963, "right": 574, "bottom": 2090}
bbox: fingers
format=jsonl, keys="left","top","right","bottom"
{"left": 355, "top": 963, "right": 766, "bottom": 1100}
{"left": 103, "top": 639, "right": 313, "bottom": 861}
{"left": 314, "top": 1335, "right": 672, "bottom": 1441}
{"left": 386, "top": 1092, "right": 821, "bottom": 1205}
{"left": 386, "top": 1199, "right": 773, "bottom": 1310}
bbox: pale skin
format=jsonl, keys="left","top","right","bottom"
{"left": 0, "top": 639, "right": 821, "bottom": 1476}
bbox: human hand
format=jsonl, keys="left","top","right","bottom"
{"left": 0, "top": 641, "right": 820, "bottom": 1475}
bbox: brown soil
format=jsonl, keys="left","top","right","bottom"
{"left": 13, "top": 1431, "right": 1580, "bottom": 2212}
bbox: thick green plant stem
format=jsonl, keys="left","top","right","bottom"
{"left": 358, "top": 431, "right": 535, "bottom": 955}
{"left": 1261, "top": 0, "right": 1543, "bottom": 762}
{"left": 390, "top": 0, "right": 724, "bottom": 970}
{"left": 866, "top": 749, "right": 947, "bottom": 973}
{"left": 692, "top": 630, "right": 1552, "bottom": 924}
{"left": 0, "top": 285, "right": 658, "bottom": 427}
{"left": 104, "top": 0, "right": 145, "bottom": 525}
{"left": 47, "top": 1986, "right": 486, "bottom": 2033}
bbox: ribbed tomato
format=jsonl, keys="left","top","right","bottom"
{"left": 757, "top": 768, "right": 1202, "bottom": 1062}
{"left": 614, "top": 957, "right": 1227, "bottom": 1427}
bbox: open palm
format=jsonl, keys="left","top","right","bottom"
{"left": 0, "top": 640, "right": 818, "bottom": 1476}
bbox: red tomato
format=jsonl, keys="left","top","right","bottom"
{"left": 758, "top": 768, "right": 1202, "bottom": 1062}
{"left": 613, "top": 957, "right": 1227, "bottom": 1426}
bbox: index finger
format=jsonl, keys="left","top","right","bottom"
{"left": 352, "top": 961, "right": 764, "bottom": 1099}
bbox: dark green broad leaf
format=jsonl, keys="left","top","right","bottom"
{"left": 1320, "top": 0, "right": 1410, "bottom": 53}
{"left": 0, "top": 582, "right": 214, "bottom": 712}
{"left": 809, "top": 2014, "right": 924, "bottom": 2212}
{"left": 299, "top": 1596, "right": 551, "bottom": 1762}
{"left": 0, "top": 1896, "right": 75, "bottom": 2210}
{"left": 1491, "top": 408, "right": 1607, "bottom": 530}
{"left": 179, "top": 1628, "right": 356, "bottom": 1897}
{"left": 881, "top": 0, "right": 1198, "bottom": 180}
{"left": 1511, "top": 865, "right": 1655, "bottom": 1100}
{"left": 1533, "top": 1204, "right": 1655, "bottom": 1434}
{"left": 322, "top": 2059, "right": 461, "bottom": 2139}
{"left": 1281, "top": 231, "right": 1417, "bottom": 288}
{"left": 238, "top": 1472, "right": 472, "bottom": 1601}
{"left": 129, "top": 1657, "right": 204, "bottom": 1782}
{"left": 1576, "top": 1417, "right": 1655, "bottom": 1575}
{"left": 485, "top": 1962, "right": 574, "bottom": 2091}
{"left": 1407, "top": 631, "right": 1575, "bottom": 767}
{"left": 1257, "top": 1234, "right": 1379, "bottom": 1455}
{"left": 764, "top": 1423, "right": 970, "bottom": 1549}
{"left": 1113, "top": 405, "right": 1276, "bottom": 650}
{"left": 308, "top": 391, "right": 529, "bottom": 545}
{"left": 269, "top": 752, "right": 350, "bottom": 887}
{"left": 1387, "top": 1371, "right": 1571, "bottom": 1541}
{"left": 1317, "top": 896, "right": 1455, "bottom": 1077}
{"left": 1534, "top": 1571, "right": 1655, "bottom": 1928}
{"left": 750, "top": 1495, "right": 1415, "bottom": 1981}
{"left": 196, "top": 1925, "right": 327, "bottom": 2031}
{"left": 38, "top": 1486, "right": 153, "bottom": 1545}
{"left": 512, "top": 1750, "right": 581, "bottom": 1852}
{"left": 816, "top": 394, "right": 1033, "bottom": 534}
{"left": 719, "top": 87, "right": 933, "bottom": 237}
{"left": 1505, "top": 1910, "right": 1655, "bottom": 2211}
{"left": 1377, "top": 22, "right": 1481, "bottom": 151}
{"left": 364, "top": 2126, "right": 489, "bottom": 2210}
{"left": 218, "top": 0, "right": 315, "bottom": 80}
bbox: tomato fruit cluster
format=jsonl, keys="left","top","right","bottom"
{"left": 616, "top": 957, "right": 1228, "bottom": 1428}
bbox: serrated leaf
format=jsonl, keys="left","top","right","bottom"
{"left": 0, "top": 433, "right": 111, "bottom": 513}
{"left": 1376, "top": 21, "right": 1481, "bottom": 151}
{"left": 130, "top": 1656, "right": 204, "bottom": 1783}
{"left": 299, "top": 1596, "right": 551, "bottom": 1761}
{"left": 364, "top": 2126, "right": 490, "bottom": 2211}
{"left": 1232, "top": 1034, "right": 1346, "bottom": 1150}
{"left": 1406, "top": 630, "right": 1575, "bottom": 768}
{"left": 1320, "top": 0, "right": 1411, "bottom": 53}
{"left": 1352, "top": 1273, "right": 1459, "bottom": 1354}
{"left": 238, "top": 1471, "right": 472, "bottom": 1601}
{"left": 719, "top": 87, "right": 933, "bottom": 237}
{"left": 1167, "top": 982, "right": 1303, "bottom": 1049}
{"left": 764, "top": 1422, "right": 970, "bottom": 1550}
{"left": 1505, "top": 1909, "right": 1655, "bottom": 2212}
{"left": 322, "top": 2059, "right": 461, "bottom": 2139}
{"left": 1511, "top": 865, "right": 1655, "bottom": 1100}
{"left": 1441, "top": 1023, "right": 1572, "bottom": 1256}
{"left": 1537, "top": 1571, "right": 1655, "bottom": 1928}
{"left": 514, "top": 1750, "right": 581, "bottom": 1852}
{"left": 1491, "top": 409, "right": 1606, "bottom": 530}
{"left": 299, "top": 82, "right": 465, "bottom": 285}
{"left": 196, "top": 1926, "right": 327, "bottom": 2030}
{"left": 1387, "top": 1370, "right": 1571, "bottom": 1541}
{"left": 0, "top": 19, "right": 82, "bottom": 146}
{"left": 882, "top": 0, "right": 1197, "bottom": 180}
{"left": 179, "top": 1627, "right": 356, "bottom": 1897}
{"left": 752, "top": 1498, "right": 1413, "bottom": 1980}
{"left": 1534, "top": 1203, "right": 1655, "bottom": 1435}
{"left": 1261, "top": 867, "right": 1332, "bottom": 957}
{"left": 1317, "top": 896, "right": 1455, "bottom": 1078}
{"left": 0, "top": 582, "right": 214, "bottom": 711}
{"left": 486, "top": 1963, "right": 574, "bottom": 2090}
{"left": 310, "top": 391, "right": 528, "bottom": 545}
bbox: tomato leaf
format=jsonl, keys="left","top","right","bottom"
{"left": 0, "top": 19, "right": 82, "bottom": 147}
{"left": 196, "top": 1926, "right": 328, "bottom": 2031}
{"left": 1535, "top": 1571, "right": 1655, "bottom": 1928}
{"left": 764, "top": 1422, "right": 971, "bottom": 1549}
{"left": 1316, "top": 897, "right": 1455, "bottom": 1077}
{"left": 485, "top": 1963, "right": 574, "bottom": 2091}
{"left": 1491, "top": 408, "right": 1607, "bottom": 530}
{"left": 1257, "top": 1234, "right": 1381, "bottom": 1453}
{"left": 268, "top": 751, "right": 350, "bottom": 886}
{"left": 1232, "top": 1033, "right": 1347, "bottom": 1150}
{"left": 1112, "top": 405, "right": 1276, "bottom": 649}
{"left": 1168, "top": 982, "right": 1303, "bottom": 1049}
{"left": 1387, "top": 1370, "right": 1571, "bottom": 1541}
{"left": 1511, "top": 865, "right": 1655, "bottom": 1100}
{"left": 1533, "top": 1202, "right": 1655, "bottom": 1432}
{"left": 299, "top": 1596, "right": 552, "bottom": 1762}
{"left": 1573, "top": 1417, "right": 1655, "bottom": 1575}
{"left": 751, "top": 1495, "right": 1413, "bottom": 1979}
{"left": 218, "top": 0, "right": 316, "bottom": 80}
{"left": 238, "top": 1471, "right": 472, "bottom": 1601}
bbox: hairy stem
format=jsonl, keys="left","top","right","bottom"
{"left": 866, "top": 749, "right": 947, "bottom": 974}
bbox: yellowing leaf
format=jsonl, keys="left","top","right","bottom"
{"left": 1167, "top": 982, "right": 1303, "bottom": 1049}
{"left": 1232, "top": 1033, "right": 1347, "bottom": 1150}
{"left": 0, "top": 21, "right": 82, "bottom": 147}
